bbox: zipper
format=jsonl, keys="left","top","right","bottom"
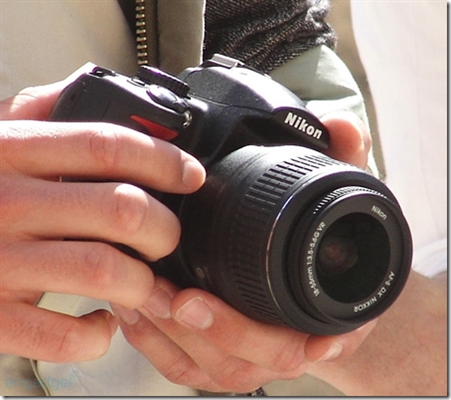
{"left": 135, "top": 0, "right": 148, "bottom": 65}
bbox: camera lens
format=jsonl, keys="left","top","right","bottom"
{"left": 316, "top": 213, "right": 389, "bottom": 303}
{"left": 176, "top": 145, "right": 412, "bottom": 335}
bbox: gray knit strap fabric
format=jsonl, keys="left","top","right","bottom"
{"left": 203, "top": 0, "right": 336, "bottom": 74}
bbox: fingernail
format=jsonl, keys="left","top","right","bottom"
{"left": 182, "top": 159, "right": 205, "bottom": 190}
{"left": 317, "top": 343, "right": 343, "bottom": 362}
{"left": 175, "top": 297, "right": 214, "bottom": 330}
{"left": 111, "top": 304, "right": 140, "bottom": 326}
{"left": 142, "top": 287, "right": 173, "bottom": 319}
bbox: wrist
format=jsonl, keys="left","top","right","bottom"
{"left": 307, "top": 271, "right": 447, "bottom": 396}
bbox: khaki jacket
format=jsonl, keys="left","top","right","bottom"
{"left": 2, "top": 0, "right": 376, "bottom": 396}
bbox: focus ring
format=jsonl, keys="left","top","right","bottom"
{"left": 313, "top": 186, "right": 387, "bottom": 216}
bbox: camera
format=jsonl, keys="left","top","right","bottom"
{"left": 50, "top": 54, "right": 412, "bottom": 335}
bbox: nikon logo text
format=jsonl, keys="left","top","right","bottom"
{"left": 284, "top": 112, "right": 323, "bottom": 139}
{"left": 371, "top": 205, "right": 387, "bottom": 220}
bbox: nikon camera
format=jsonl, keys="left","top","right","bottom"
{"left": 50, "top": 54, "right": 412, "bottom": 336}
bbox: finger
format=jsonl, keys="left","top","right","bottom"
{"left": 0, "top": 302, "right": 118, "bottom": 363}
{"left": 171, "top": 289, "right": 308, "bottom": 374}
{"left": 111, "top": 305, "right": 224, "bottom": 392}
{"left": 136, "top": 280, "right": 307, "bottom": 392}
{"left": 116, "top": 301, "right": 287, "bottom": 393}
{"left": 140, "top": 279, "right": 308, "bottom": 375}
{"left": 3, "top": 178, "right": 181, "bottom": 261}
{"left": 321, "top": 111, "right": 371, "bottom": 169}
{"left": 0, "top": 63, "right": 96, "bottom": 121}
{"left": 305, "top": 319, "right": 378, "bottom": 362}
{"left": 1, "top": 241, "right": 154, "bottom": 309}
{"left": 0, "top": 120, "right": 205, "bottom": 193}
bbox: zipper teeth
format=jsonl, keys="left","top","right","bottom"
{"left": 135, "top": 0, "right": 148, "bottom": 65}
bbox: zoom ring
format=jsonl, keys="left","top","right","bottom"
{"left": 227, "top": 154, "right": 332, "bottom": 325}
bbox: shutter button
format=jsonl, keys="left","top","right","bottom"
{"left": 136, "top": 66, "right": 190, "bottom": 114}
{"left": 147, "top": 85, "right": 188, "bottom": 114}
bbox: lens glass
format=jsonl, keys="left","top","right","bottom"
{"left": 316, "top": 213, "right": 390, "bottom": 303}
{"left": 317, "top": 233, "right": 358, "bottom": 277}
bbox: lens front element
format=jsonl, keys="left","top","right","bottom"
{"left": 317, "top": 222, "right": 360, "bottom": 278}
{"left": 316, "top": 213, "right": 390, "bottom": 303}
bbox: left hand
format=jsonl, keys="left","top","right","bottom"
{"left": 112, "top": 112, "right": 376, "bottom": 393}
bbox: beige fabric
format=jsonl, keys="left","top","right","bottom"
{"left": 157, "top": 0, "right": 205, "bottom": 74}
{"left": 270, "top": 45, "right": 378, "bottom": 177}
{"left": 1, "top": 1, "right": 372, "bottom": 396}
{"left": 0, "top": 0, "right": 137, "bottom": 100}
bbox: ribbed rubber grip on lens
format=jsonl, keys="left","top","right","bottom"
{"left": 226, "top": 154, "right": 335, "bottom": 323}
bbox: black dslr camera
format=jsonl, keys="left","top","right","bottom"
{"left": 50, "top": 54, "right": 412, "bottom": 335}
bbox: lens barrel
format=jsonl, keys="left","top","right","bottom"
{"left": 179, "top": 145, "right": 412, "bottom": 335}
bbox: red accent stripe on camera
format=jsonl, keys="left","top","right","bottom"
{"left": 130, "top": 115, "right": 179, "bottom": 141}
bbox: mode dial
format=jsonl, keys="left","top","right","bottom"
{"left": 137, "top": 66, "right": 190, "bottom": 98}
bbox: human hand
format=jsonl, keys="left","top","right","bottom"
{"left": 112, "top": 111, "right": 377, "bottom": 393}
{"left": 306, "top": 271, "right": 447, "bottom": 396}
{"left": 0, "top": 70, "right": 206, "bottom": 363}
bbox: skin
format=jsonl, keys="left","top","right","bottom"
{"left": 307, "top": 271, "right": 447, "bottom": 396}
{"left": 0, "top": 70, "right": 206, "bottom": 363}
{"left": 0, "top": 68, "right": 378, "bottom": 393}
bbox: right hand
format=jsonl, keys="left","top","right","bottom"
{"left": 0, "top": 72, "right": 206, "bottom": 363}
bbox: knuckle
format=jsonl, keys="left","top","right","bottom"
{"left": 271, "top": 338, "right": 306, "bottom": 373}
{"left": 34, "top": 319, "right": 84, "bottom": 363}
{"left": 163, "top": 364, "right": 197, "bottom": 386}
{"left": 279, "top": 363, "right": 308, "bottom": 381}
{"left": 212, "top": 358, "right": 257, "bottom": 393}
{"left": 0, "top": 176, "right": 39, "bottom": 233}
{"left": 84, "top": 243, "right": 119, "bottom": 292}
{"left": 123, "top": 322, "right": 154, "bottom": 352}
{"left": 164, "top": 370, "right": 213, "bottom": 392}
{"left": 0, "top": 178, "right": 21, "bottom": 222}
{"left": 16, "top": 85, "right": 40, "bottom": 99}
{"left": 112, "top": 184, "right": 149, "bottom": 238}
{"left": 50, "top": 318, "right": 110, "bottom": 363}
{"left": 3, "top": 88, "right": 41, "bottom": 119}
{"left": 158, "top": 355, "right": 206, "bottom": 388}
{"left": 87, "top": 125, "right": 120, "bottom": 172}
{"left": 159, "top": 217, "right": 181, "bottom": 257}
{"left": 49, "top": 320, "right": 86, "bottom": 362}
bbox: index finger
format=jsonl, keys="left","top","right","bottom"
{"left": 1, "top": 120, "right": 205, "bottom": 193}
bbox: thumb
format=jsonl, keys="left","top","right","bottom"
{"left": 305, "top": 319, "right": 378, "bottom": 363}
{"left": 321, "top": 111, "right": 372, "bottom": 170}
{"left": 1, "top": 62, "right": 96, "bottom": 121}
